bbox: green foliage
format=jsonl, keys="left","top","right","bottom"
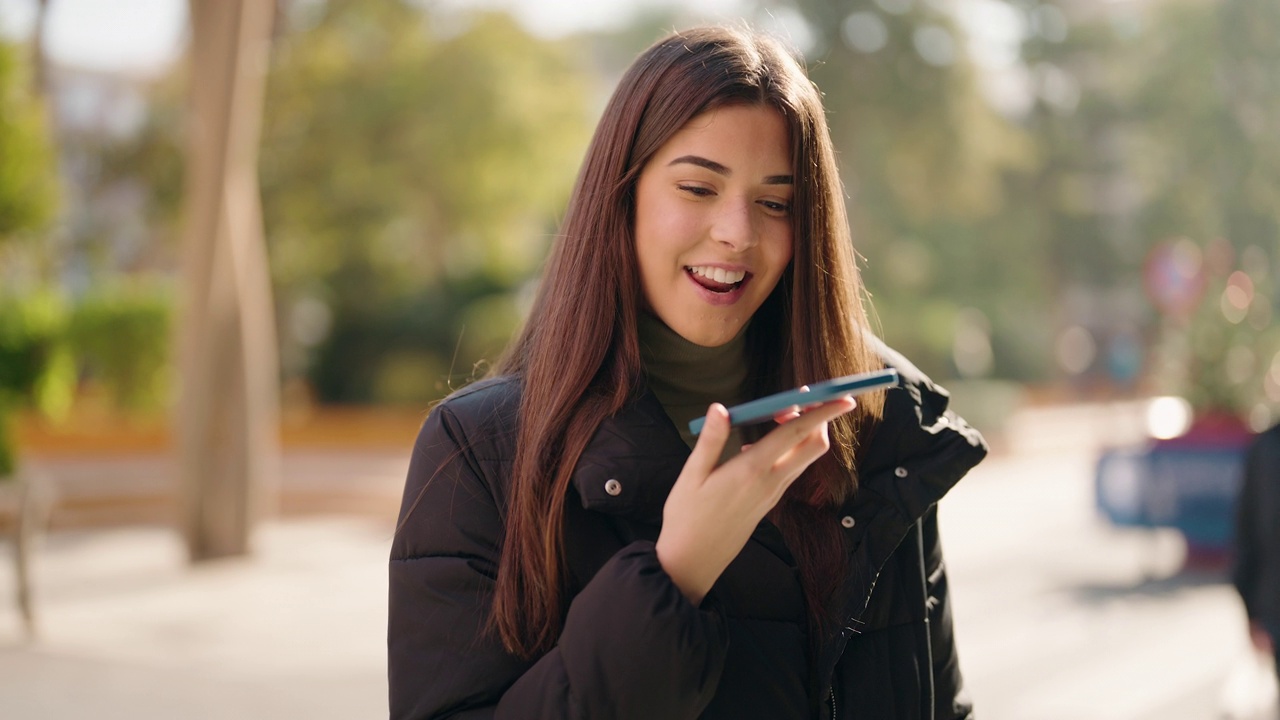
{"left": 775, "top": 0, "right": 1278, "bottom": 413}
{"left": 0, "top": 283, "right": 175, "bottom": 477}
{"left": 260, "top": 2, "right": 591, "bottom": 294}
{"left": 1148, "top": 245, "right": 1278, "bottom": 420}
{"left": 0, "top": 37, "right": 60, "bottom": 478}
{"left": 0, "top": 38, "right": 58, "bottom": 243}
{"left": 776, "top": 0, "right": 1046, "bottom": 381}
{"left": 1137, "top": 0, "right": 1280, "bottom": 421}
{"left": 1025, "top": 0, "right": 1280, "bottom": 418}
{"left": 0, "top": 291, "right": 75, "bottom": 478}
{"left": 61, "top": 2, "right": 595, "bottom": 405}
{"left": 68, "top": 279, "right": 173, "bottom": 411}
{"left": 309, "top": 273, "right": 515, "bottom": 404}
{"left": 75, "top": 70, "right": 187, "bottom": 255}
{"left": 790, "top": 0, "right": 1033, "bottom": 220}
{"left": 41, "top": 0, "right": 1276, "bottom": 417}
{"left": 0, "top": 413, "right": 12, "bottom": 478}
{"left": 0, "top": 291, "right": 75, "bottom": 419}
{"left": 258, "top": 0, "right": 592, "bottom": 400}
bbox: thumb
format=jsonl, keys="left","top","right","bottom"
{"left": 686, "top": 403, "right": 730, "bottom": 477}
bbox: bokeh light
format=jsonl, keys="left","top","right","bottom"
{"left": 1146, "top": 396, "right": 1193, "bottom": 440}
{"left": 1055, "top": 325, "right": 1096, "bottom": 376}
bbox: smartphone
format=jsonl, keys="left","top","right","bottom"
{"left": 688, "top": 368, "right": 899, "bottom": 435}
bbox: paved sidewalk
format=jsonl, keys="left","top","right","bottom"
{"left": 0, "top": 517, "right": 393, "bottom": 719}
{"left": 8, "top": 450, "right": 411, "bottom": 530}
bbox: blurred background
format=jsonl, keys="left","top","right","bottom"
{"left": 0, "top": 0, "right": 1276, "bottom": 718}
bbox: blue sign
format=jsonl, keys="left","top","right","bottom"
{"left": 1095, "top": 444, "right": 1246, "bottom": 548}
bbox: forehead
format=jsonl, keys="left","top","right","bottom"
{"left": 654, "top": 105, "right": 792, "bottom": 166}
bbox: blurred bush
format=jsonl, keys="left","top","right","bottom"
{"left": 0, "top": 35, "right": 61, "bottom": 478}
{"left": 67, "top": 279, "right": 172, "bottom": 412}
{"left": 0, "top": 292, "right": 74, "bottom": 476}
{"left": 0, "top": 282, "right": 174, "bottom": 476}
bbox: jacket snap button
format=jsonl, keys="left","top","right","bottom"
{"left": 604, "top": 479, "right": 622, "bottom": 496}
{"left": 894, "top": 466, "right": 908, "bottom": 478}
{"left": 840, "top": 515, "right": 855, "bottom": 529}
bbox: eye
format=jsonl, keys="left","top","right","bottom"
{"left": 758, "top": 199, "right": 791, "bottom": 215}
{"left": 677, "top": 184, "right": 715, "bottom": 198}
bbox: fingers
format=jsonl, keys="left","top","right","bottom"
{"left": 751, "top": 395, "right": 855, "bottom": 457}
{"left": 769, "top": 421, "right": 835, "bottom": 486}
{"left": 685, "top": 403, "right": 730, "bottom": 478}
{"left": 771, "top": 385, "right": 810, "bottom": 425}
{"left": 772, "top": 406, "right": 802, "bottom": 424}
{"left": 724, "top": 395, "right": 855, "bottom": 495}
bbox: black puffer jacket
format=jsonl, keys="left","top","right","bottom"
{"left": 1232, "top": 423, "right": 1280, "bottom": 641}
{"left": 389, "top": 345, "right": 988, "bottom": 719}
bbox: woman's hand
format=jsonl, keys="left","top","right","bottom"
{"left": 655, "top": 396, "right": 857, "bottom": 605}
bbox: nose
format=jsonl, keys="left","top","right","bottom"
{"left": 709, "top": 197, "right": 756, "bottom": 252}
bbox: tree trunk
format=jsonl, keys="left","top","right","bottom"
{"left": 31, "top": 0, "right": 50, "bottom": 98}
{"left": 177, "top": 0, "right": 279, "bottom": 561}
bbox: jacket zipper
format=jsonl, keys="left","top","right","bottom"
{"left": 829, "top": 685, "right": 836, "bottom": 720}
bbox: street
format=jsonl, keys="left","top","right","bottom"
{"left": 944, "top": 444, "right": 1253, "bottom": 719}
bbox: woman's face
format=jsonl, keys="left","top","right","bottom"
{"left": 633, "top": 104, "right": 794, "bottom": 347}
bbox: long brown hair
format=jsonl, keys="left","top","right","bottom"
{"left": 491, "top": 25, "right": 885, "bottom": 658}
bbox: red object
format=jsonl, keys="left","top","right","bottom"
{"left": 1157, "top": 411, "right": 1253, "bottom": 450}
{"left": 1155, "top": 411, "right": 1253, "bottom": 574}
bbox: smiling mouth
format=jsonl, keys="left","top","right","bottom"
{"left": 685, "top": 265, "right": 749, "bottom": 293}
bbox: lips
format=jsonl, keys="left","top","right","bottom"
{"left": 685, "top": 265, "right": 748, "bottom": 293}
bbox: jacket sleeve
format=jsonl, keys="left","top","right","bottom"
{"left": 921, "top": 506, "right": 974, "bottom": 720}
{"left": 388, "top": 403, "right": 729, "bottom": 720}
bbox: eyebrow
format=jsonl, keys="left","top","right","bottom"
{"left": 668, "top": 155, "right": 793, "bottom": 185}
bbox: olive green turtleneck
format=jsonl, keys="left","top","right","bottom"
{"left": 637, "top": 311, "right": 750, "bottom": 461}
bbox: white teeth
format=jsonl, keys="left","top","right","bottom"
{"left": 687, "top": 266, "right": 746, "bottom": 284}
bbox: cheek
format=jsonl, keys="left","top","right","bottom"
{"left": 632, "top": 193, "right": 659, "bottom": 273}
{"left": 750, "top": 229, "right": 793, "bottom": 299}
{"left": 635, "top": 184, "right": 667, "bottom": 243}
{"left": 637, "top": 207, "right": 692, "bottom": 269}
{"left": 767, "top": 227, "right": 795, "bottom": 278}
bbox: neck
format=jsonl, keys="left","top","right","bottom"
{"left": 637, "top": 311, "right": 750, "bottom": 453}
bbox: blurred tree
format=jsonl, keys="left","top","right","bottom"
{"left": 1009, "top": 2, "right": 1141, "bottom": 394}
{"left": 1131, "top": 0, "right": 1280, "bottom": 423}
{"left": 63, "top": 2, "right": 592, "bottom": 406}
{"left": 258, "top": 1, "right": 591, "bottom": 403}
{"left": 69, "top": 279, "right": 174, "bottom": 412}
{"left": 0, "top": 37, "right": 57, "bottom": 255}
{"left": 0, "top": 292, "right": 74, "bottom": 477}
{"left": 0, "top": 35, "right": 61, "bottom": 480}
{"left": 61, "top": 69, "right": 188, "bottom": 278}
{"left": 767, "top": 0, "right": 1045, "bottom": 381}
{"left": 772, "top": 0, "right": 1278, "bottom": 418}
{"left": 1015, "top": 0, "right": 1279, "bottom": 420}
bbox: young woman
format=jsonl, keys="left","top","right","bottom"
{"left": 389, "top": 25, "right": 988, "bottom": 720}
